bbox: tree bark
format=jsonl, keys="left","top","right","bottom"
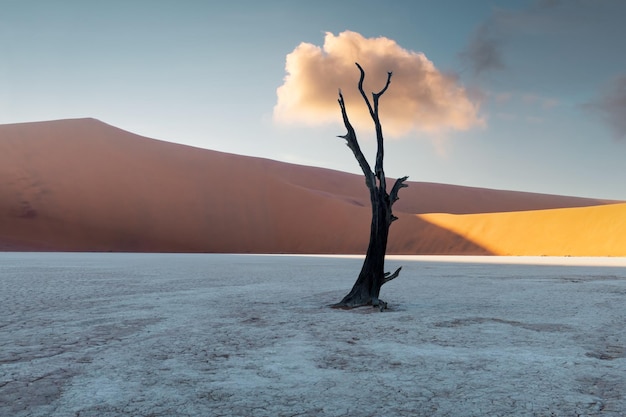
{"left": 332, "top": 63, "right": 408, "bottom": 310}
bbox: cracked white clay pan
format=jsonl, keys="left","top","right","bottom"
{"left": 1, "top": 253, "right": 625, "bottom": 416}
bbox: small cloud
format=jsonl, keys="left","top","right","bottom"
{"left": 459, "top": 1, "right": 575, "bottom": 77}
{"left": 461, "top": 0, "right": 626, "bottom": 82}
{"left": 460, "top": 22, "right": 505, "bottom": 75}
{"left": 584, "top": 75, "right": 626, "bottom": 140}
{"left": 274, "top": 31, "right": 484, "bottom": 138}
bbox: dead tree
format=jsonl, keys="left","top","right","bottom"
{"left": 332, "top": 63, "right": 408, "bottom": 310}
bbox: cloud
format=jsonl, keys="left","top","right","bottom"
{"left": 460, "top": 22, "right": 505, "bottom": 75}
{"left": 584, "top": 76, "right": 626, "bottom": 140}
{"left": 273, "top": 31, "right": 483, "bottom": 138}
{"left": 458, "top": 3, "right": 550, "bottom": 76}
{"left": 460, "top": 0, "right": 626, "bottom": 78}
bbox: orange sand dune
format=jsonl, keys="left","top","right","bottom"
{"left": 421, "top": 203, "right": 626, "bottom": 256}
{"left": 0, "top": 118, "right": 620, "bottom": 254}
{"left": 0, "top": 118, "right": 485, "bottom": 253}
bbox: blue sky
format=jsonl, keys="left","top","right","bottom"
{"left": 2, "top": 0, "right": 625, "bottom": 199}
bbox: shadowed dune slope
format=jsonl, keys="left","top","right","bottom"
{"left": 421, "top": 203, "right": 626, "bottom": 256}
{"left": 0, "top": 118, "right": 619, "bottom": 254}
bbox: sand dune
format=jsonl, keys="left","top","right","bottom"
{"left": 421, "top": 203, "right": 626, "bottom": 256}
{"left": 0, "top": 118, "right": 621, "bottom": 255}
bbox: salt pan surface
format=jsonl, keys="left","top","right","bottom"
{"left": 1, "top": 253, "right": 625, "bottom": 416}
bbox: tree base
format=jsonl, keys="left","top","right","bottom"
{"left": 330, "top": 297, "right": 388, "bottom": 311}
{"left": 331, "top": 266, "right": 401, "bottom": 311}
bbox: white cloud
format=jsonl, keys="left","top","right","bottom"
{"left": 274, "top": 31, "right": 483, "bottom": 138}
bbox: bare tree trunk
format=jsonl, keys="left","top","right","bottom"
{"left": 331, "top": 63, "right": 408, "bottom": 310}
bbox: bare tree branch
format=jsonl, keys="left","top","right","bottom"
{"left": 354, "top": 63, "right": 394, "bottom": 194}
{"left": 372, "top": 71, "right": 393, "bottom": 115}
{"left": 390, "top": 176, "right": 409, "bottom": 205}
{"left": 337, "top": 89, "right": 376, "bottom": 191}
{"left": 355, "top": 63, "right": 376, "bottom": 122}
{"left": 355, "top": 63, "right": 393, "bottom": 119}
{"left": 383, "top": 267, "right": 402, "bottom": 284}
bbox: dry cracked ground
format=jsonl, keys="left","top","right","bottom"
{"left": 1, "top": 253, "right": 625, "bottom": 416}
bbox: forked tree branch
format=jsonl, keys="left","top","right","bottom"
{"left": 372, "top": 72, "right": 392, "bottom": 115}
{"left": 355, "top": 63, "right": 392, "bottom": 121}
{"left": 354, "top": 62, "right": 393, "bottom": 194}
{"left": 337, "top": 89, "right": 376, "bottom": 191}
{"left": 383, "top": 267, "right": 402, "bottom": 284}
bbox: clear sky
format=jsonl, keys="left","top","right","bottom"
{"left": 2, "top": 0, "right": 625, "bottom": 200}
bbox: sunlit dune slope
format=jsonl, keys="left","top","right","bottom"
{"left": 0, "top": 118, "right": 619, "bottom": 254}
{"left": 421, "top": 203, "right": 626, "bottom": 256}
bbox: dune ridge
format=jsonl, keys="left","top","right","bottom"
{"left": 0, "top": 118, "right": 622, "bottom": 255}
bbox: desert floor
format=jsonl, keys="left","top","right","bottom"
{"left": 1, "top": 253, "right": 625, "bottom": 416}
